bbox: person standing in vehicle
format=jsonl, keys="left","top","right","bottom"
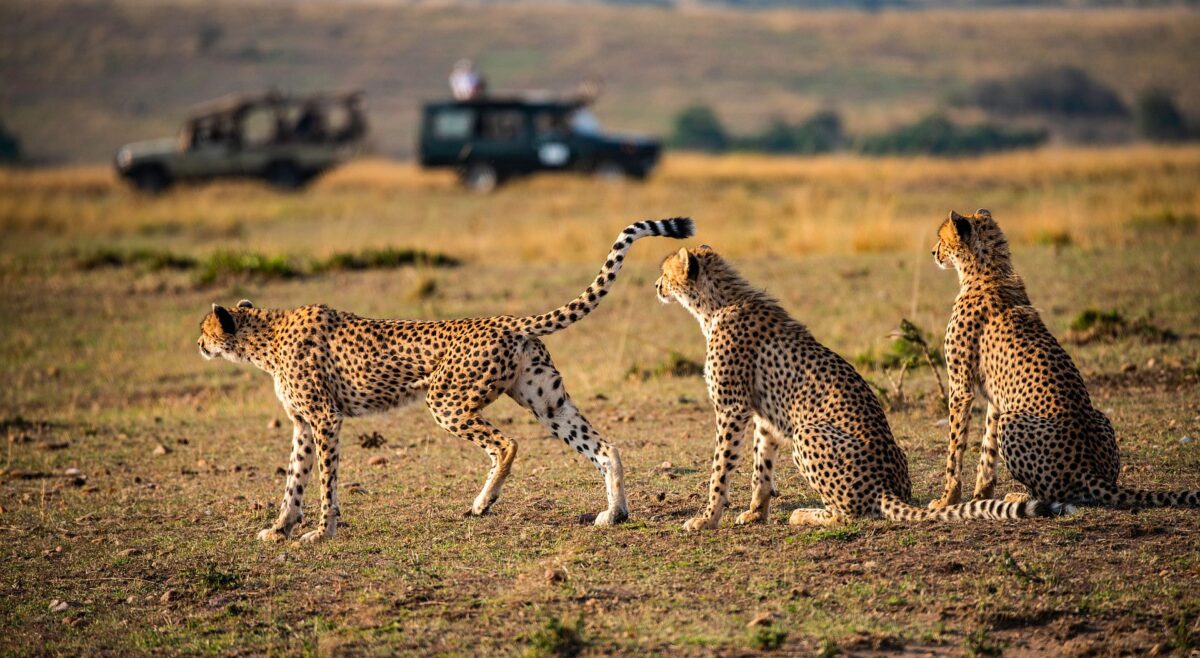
{"left": 450, "top": 59, "right": 486, "bottom": 101}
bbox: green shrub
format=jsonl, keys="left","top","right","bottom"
{"left": 963, "top": 66, "right": 1127, "bottom": 118}
{"left": 745, "top": 111, "right": 844, "bottom": 154}
{"left": 671, "top": 104, "right": 730, "bottom": 152}
{"left": 1135, "top": 88, "right": 1190, "bottom": 142}
{"left": 0, "top": 118, "right": 20, "bottom": 164}
{"left": 196, "top": 251, "right": 302, "bottom": 285}
{"left": 858, "top": 114, "right": 1046, "bottom": 156}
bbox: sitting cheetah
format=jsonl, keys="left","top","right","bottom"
{"left": 197, "top": 218, "right": 694, "bottom": 542}
{"left": 655, "top": 245, "right": 1071, "bottom": 530}
{"left": 929, "top": 209, "right": 1199, "bottom": 509}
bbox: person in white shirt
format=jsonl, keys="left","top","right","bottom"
{"left": 450, "top": 59, "right": 485, "bottom": 101}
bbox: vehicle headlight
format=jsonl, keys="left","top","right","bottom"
{"left": 116, "top": 148, "right": 133, "bottom": 169}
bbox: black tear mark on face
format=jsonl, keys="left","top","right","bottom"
{"left": 686, "top": 252, "right": 699, "bottom": 282}
{"left": 213, "top": 305, "right": 237, "bottom": 335}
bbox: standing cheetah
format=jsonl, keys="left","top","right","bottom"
{"left": 929, "top": 209, "right": 1199, "bottom": 509}
{"left": 655, "top": 245, "right": 1072, "bottom": 530}
{"left": 197, "top": 218, "right": 694, "bottom": 542}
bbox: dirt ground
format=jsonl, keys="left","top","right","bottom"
{"left": 1, "top": 156, "right": 1199, "bottom": 656}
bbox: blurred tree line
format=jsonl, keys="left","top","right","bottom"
{"left": 672, "top": 66, "right": 1196, "bottom": 155}
{"left": 0, "top": 118, "right": 22, "bottom": 164}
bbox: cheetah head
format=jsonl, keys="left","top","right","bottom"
{"left": 933, "top": 209, "right": 991, "bottom": 270}
{"left": 655, "top": 246, "right": 703, "bottom": 305}
{"left": 197, "top": 299, "right": 254, "bottom": 362}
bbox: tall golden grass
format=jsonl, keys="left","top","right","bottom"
{"left": 2, "top": 146, "right": 1198, "bottom": 265}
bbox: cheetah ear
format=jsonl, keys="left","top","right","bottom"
{"left": 236, "top": 299, "right": 254, "bottom": 309}
{"left": 949, "top": 211, "right": 972, "bottom": 243}
{"left": 974, "top": 208, "right": 992, "bottom": 219}
{"left": 212, "top": 304, "right": 237, "bottom": 335}
{"left": 678, "top": 247, "right": 699, "bottom": 282}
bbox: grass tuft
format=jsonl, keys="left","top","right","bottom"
{"left": 963, "top": 625, "right": 1005, "bottom": 657}
{"left": 1065, "top": 308, "right": 1177, "bottom": 345}
{"left": 627, "top": 351, "right": 704, "bottom": 381}
{"left": 193, "top": 564, "right": 241, "bottom": 595}
{"left": 196, "top": 251, "right": 302, "bottom": 285}
{"left": 748, "top": 626, "right": 789, "bottom": 651}
{"left": 314, "top": 247, "right": 460, "bottom": 272}
{"left": 1130, "top": 209, "right": 1197, "bottom": 233}
{"left": 524, "top": 616, "right": 586, "bottom": 658}
{"left": 74, "top": 248, "right": 197, "bottom": 271}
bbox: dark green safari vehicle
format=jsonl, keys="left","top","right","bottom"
{"left": 418, "top": 97, "right": 661, "bottom": 192}
{"left": 114, "top": 91, "right": 366, "bottom": 193}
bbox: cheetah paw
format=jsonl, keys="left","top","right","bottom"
{"left": 735, "top": 510, "right": 766, "bottom": 525}
{"left": 592, "top": 508, "right": 629, "bottom": 526}
{"left": 257, "top": 527, "right": 289, "bottom": 543}
{"left": 683, "top": 515, "right": 718, "bottom": 532}
{"left": 926, "top": 495, "right": 959, "bottom": 510}
{"left": 297, "top": 529, "right": 333, "bottom": 544}
{"left": 1003, "top": 492, "right": 1031, "bottom": 504}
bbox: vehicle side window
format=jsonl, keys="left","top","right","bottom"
{"left": 480, "top": 110, "right": 526, "bottom": 142}
{"left": 534, "top": 111, "right": 569, "bottom": 138}
{"left": 242, "top": 108, "right": 278, "bottom": 146}
{"left": 432, "top": 110, "right": 475, "bottom": 140}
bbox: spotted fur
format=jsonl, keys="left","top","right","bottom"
{"left": 656, "top": 245, "right": 1071, "bottom": 529}
{"left": 198, "top": 218, "right": 694, "bottom": 542}
{"left": 930, "top": 209, "right": 1199, "bottom": 509}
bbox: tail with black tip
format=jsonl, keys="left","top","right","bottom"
{"left": 513, "top": 218, "right": 694, "bottom": 337}
{"left": 1079, "top": 473, "right": 1200, "bottom": 508}
{"left": 879, "top": 492, "right": 1075, "bottom": 521}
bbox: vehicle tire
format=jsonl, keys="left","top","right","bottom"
{"left": 128, "top": 166, "right": 171, "bottom": 194}
{"left": 593, "top": 161, "right": 627, "bottom": 181}
{"left": 461, "top": 162, "right": 499, "bottom": 193}
{"left": 264, "top": 161, "right": 307, "bottom": 190}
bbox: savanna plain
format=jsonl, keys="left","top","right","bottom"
{"left": 2, "top": 148, "right": 1200, "bottom": 656}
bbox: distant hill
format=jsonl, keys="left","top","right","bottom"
{"left": 1, "top": 0, "right": 1197, "bottom": 162}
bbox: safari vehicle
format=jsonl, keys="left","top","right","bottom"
{"left": 114, "top": 91, "right": 366, "bottom": 193}
{"left": 418, "top": 96, "right": 661, "bottom": 192}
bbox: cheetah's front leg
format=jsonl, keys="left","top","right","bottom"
{"left": 735, "top": 417, "right": 778, "bottom": 525}
{"left": 297, "top": 413, "right": 343, "bottom": 544}
{"left": 929, "top": 390, "right": 973, "bottom": 510}
{"left": 972, "top": 403, "right": 1000, "bottom": 500}
{"left": 685, "top": 407, "right": 751, "bottom": 531}
{"left": 258, "top": 415, "right": 315, "bottom": 542}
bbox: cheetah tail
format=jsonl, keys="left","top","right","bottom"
{"left": 1078, "top": 472, "right": 1200, "bottom": 508}
{"left": 878, "top": 492, "right": 1075, "bottom": 522}
{"left": 510, "top": 218, "right": 694, "bottom": 337}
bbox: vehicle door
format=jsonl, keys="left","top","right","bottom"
{"left": 532, "top": 109, "right": 575, "bottom": 171}
{"left": 471, "top": 107, "right": 536, "bottom": 173}
{"left": 173, "top": 116, "right": 239, "bottom": 179}
{"left": 236, "top": 105, "right": 289, "bottom": 175}
{"left": 421, "top": 106, "right": 476, "bottom": 167}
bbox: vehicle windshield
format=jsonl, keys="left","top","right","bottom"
{"left": 569, "top": 109, "right": 602, "bottom": 136}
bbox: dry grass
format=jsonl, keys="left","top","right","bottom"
{"left": 3, "top": 146, "right": 1198, "bottom": 265}
{"left": 1, "top": 148, "right": 1199, "bottom": 655}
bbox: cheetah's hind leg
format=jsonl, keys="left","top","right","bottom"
{"left": 508, "top": 340, "right": 628, "bottom": 526}
{"left": 735, "top": 417, "right": 780, "bottom": 525}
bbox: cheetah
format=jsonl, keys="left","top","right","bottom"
{"left": 655, "top": 245, "right": 1072, "bottom": 530}
{"left": 929, "top": 209, "right": 1199, "bottom": 509}
{"left": 197, "top": 218, "right": 695, "bottom": 542}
